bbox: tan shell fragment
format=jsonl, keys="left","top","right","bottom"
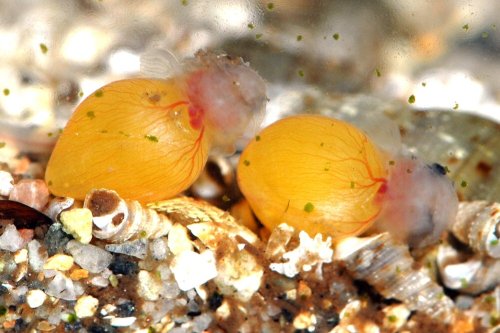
{"left": 335, "top": 233, "right": 455, "bottom": 322}
{"left": 151, "top": 196, "right": 264, "bottom": 302}
{"left": 84, "top": 189, "right": 172, "bottom": 243}
{"left": 451, "top": 201, "right": 500, "bottom": 258}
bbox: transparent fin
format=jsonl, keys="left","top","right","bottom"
{"left": 140, "top": 48, "right": 181, "bottom": 79}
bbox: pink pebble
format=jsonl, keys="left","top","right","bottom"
{"left": 9, "top": 179, "right": 50, "bottom": 211}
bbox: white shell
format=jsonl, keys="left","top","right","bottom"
{"left": 44, "top": 197, "right": 75, "bottom": 222}
{"left": 84, "top": 189, "right": 172, "bottom": 243}
{"left": 335, "top": 233, "right": 455, "bottom": 322}
{"left": 451, "top": 201, "right": 500, "bottom": 258}
{"left": 437, "top": 243, "right": 500, "bottom": 295}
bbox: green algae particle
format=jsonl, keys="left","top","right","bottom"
{"left": 490, "top": 239, "right": 499, "bottom": 246}
{"left": 3, "top": 88, "right": 10, "bottom": 96}
{"left": 267, "top": 2, "right": 274, "bottom": 10}
{"left": 453, "top": 103, "right": 459, "bottom": 110}
{"left": 387, "top": 315, "right": 397, "bottom": 323}
{"left": 462, "top": 24, "right": 469, "bottom": 31}
{"left": 375, "top": 68, "right": 381, "bottom": 77}
{"left": 94, "top": 90, "right": 103, "bottom": 97}
{"left": 86, "top": 111, "right": 96, "bottom": 119}
{"left": 408, "top": 94, "right": 416, "bottom": 104}
{"left": 0, "top": 142, "right": 5, "bottom": 149}
{"left": 255, "top": 33, "right": 263, "bottom": 40}
{"left": 145, "top": 134, "right": 159, "bottom": 143}
{"left": 67, "top": 313, "right": 77, "bottom": 323}
{"left": 296, "top": 35, "right": 303, "bottom": 41}
{"left": 304, "top": 202, "right": 314, "bottom": 213}
{"left": 460, "top": 180, "right": 467, "bottom": 188}
{"left": 255, "top": 135, "right": 261, "bottom": 141}
{"left": 247, "top": 23, "right": 254, "bottom": 29}
{"left": 48, "top": 180, "right": 53, "bottom": 186}
{"left": 47, "top": 132, "right": 53, "bottom": 137}
{"left": 39, "top": 43, "right": 48, "bottom": 54}
{"left": 243, "top": 160, "right": 250, "bottom": 166}
{"left": 0, "top": 305, "right": 7, "bottom": 316}
{"left": 350, "top": 181, "right": 355, "bottom": 189}
{"left": 181, "top": 0, "right": 188, "bottom": 5}
{"left": 333, "top": 33, "right": 340, "bottom": 40}
{"left": 482, "top": 31, "right": 489, "bottom": 38}
{"left": 389, "top": 160, "right": 395, "bottom": 166}
{"left": 298, "top": 69, "right": 305, "bottom": 77}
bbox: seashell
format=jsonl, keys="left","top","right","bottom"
{"left": 451, "top": 201, "right": 500, "bottom": 258}
{"left": 335, "top": 232, "right": 455, "bottom": 322}
{"left": 437, "top": 243, "right": 500, "bottom": 295}
{"left": 44, "top": 197, "right": 75, "bottom": 222}
{"left": 83, "top": 189, "right": 172, "bottom": 243}
{"left": 45, "top": 51, "right": 266, "bottom": 203}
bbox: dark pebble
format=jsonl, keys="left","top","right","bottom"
{"left": 65, "top": 320, "right": 83, "bottom": 332}
{"left": 87, "top": 324, "right": 116, "bottom": 333}
{"left": 116, "top": 300, "right": 136, "bottom": 317}
{"left": 14, "top": 318, "right": 27, "bottom": 332}
{"left": 108, "top": 255, "right": 139, "bottom": 275}
{"left": 0, "top": 284, "right": 8, "bottom": 296}
{"left": 208, "top": 291, "right": 223, "bottom": 311}
{"left": 281, "top": 308, "right": 294, "bottom": 323}
{"left": 44, "top": 223, "right": 72, "bottom": 256}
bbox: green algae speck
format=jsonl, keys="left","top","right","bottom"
{"left": 145, "top": 134, "right": 159, "bottom": 143}
{"left": 304, "top": 202, "right": 314, "bottom": 213}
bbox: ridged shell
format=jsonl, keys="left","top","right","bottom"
{"left": 84, "top": 189, "right": 172, "bottom": 243}
{"left": 451, "top": 201, "right": 500, "bottom": 258}
{"left": 334, "top": 233, "right": 455, "bottom": 322}
{"left": 437, "top": 243, "right": 500, "bottom": 295}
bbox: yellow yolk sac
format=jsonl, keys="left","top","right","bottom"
{"left": 237, "top": 114, "right": 388, "bottom": 240}
{"left": 45, "top": 52, "right": 267, "bottom": 203}
{"left": 45, "top": 78, "right": 208, "bottom": 203}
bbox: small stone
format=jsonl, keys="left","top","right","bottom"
{"left": 116, "top": 301, "right": 135, "bottom": 317}
{"left": 44, "top": 223, "right": 72, "bottom": 256}
{"left": 26, "top": 289, "right": 47, "bottom": 308}
{"left": 43, "top": 254, "right": 74, "bottom": 271}
{"left": 60, "top": 208, "right": 93, "bottom": 244}
{"left": 66, "top": 240, "right": 113, "bottom": 273}
{"left": 36, "top": 320, "right": 55, "bottom": 331}
{"left": 28, "top": 240, "right": 48, "bottom": 272}
{"left": 109, "top": 316, "right": 136, "bottom": 327}
{"left": 45, "top": 271, "right": 84, "bottom": 301}
{"left": 167, "top": 223, "right": 193, "bottom": 255}
{"left": 75, "top": 295, "right": 99, "bottom": 318}
{"left": 170, "top": 250, "right": 218, "bottom": 291}
{"left": 69, "top": 269, "right": 89, "bottom": 280}
{"left": 9, "top": 179, "right": 50, "bottom": 211}
{"left": 0, "top": 170, "right": 14, "bottom": 196}
{"left": 108, "top": 255, "right": 139, "bottom": 275}
{"left": 0, "top": 224, "right": 25, "bottom": 252}
{"left": 150, "top": 238, "right": 169, "bottom": 260}
{"left": 105, "top": 239, "right": 147, "bottom": 259}
{"left": 137, "top": 270, "right": 162, "bottom": 301}
{"left": 14, "top": 249, "right": 28, "bottom": 263}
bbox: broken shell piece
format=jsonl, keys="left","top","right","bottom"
{"left": 44, "top": 197, "right": 75, "bottom": 222}
{"left": 268, "top": 227, "right": 333, "bottom": 279}
{"left": 437, "top": 243, "right": 500, "bottom": 294}
{"left": 452, "top": 201, "right": 500, "bottom": 258}
{"left": 84, "top": 189, "right": 172, "bottom": 243}
{"left": 335, "top": 233, "right": 455, "bottom": 322}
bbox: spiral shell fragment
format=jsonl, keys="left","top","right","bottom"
{"left": 437, "top": 243, "right": 500, "bottom": 295}
{"left": 84, "top": 189, "right": 172, "bottom": 243}
{"left": 334, "top": 233, "right": 455, "bottom": 322}
{"left": 451, "top": 201, "right": 500, "bottom": 258}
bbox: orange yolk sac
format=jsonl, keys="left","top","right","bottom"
{"left": 45, "top": 51, "right": 267, "bottom": 203}
{"left": 237, "top": 114, "right": 458, "bottom": 246}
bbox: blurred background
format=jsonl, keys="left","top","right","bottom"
{"left": 0, "top": 0, "right": 498, "bottom": 201}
